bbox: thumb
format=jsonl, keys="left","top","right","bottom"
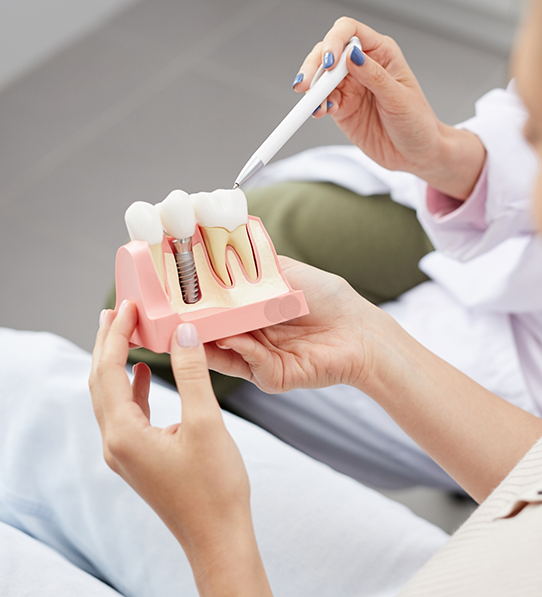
{"left": 170, "top": 323, "right": 220, "bottom": 418}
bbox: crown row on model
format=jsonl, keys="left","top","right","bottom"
{"left": 124, "top": 188, "right": 257, "bottom": 296}
{"left": 124, "top": 188, "right": 248, "bottom": 245}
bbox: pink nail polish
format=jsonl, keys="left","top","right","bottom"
{"left": 177, "top": 323, "right": 199, "bottom": 348}
{"left": 118, "top": 299, "right": 128, "bottom": 314}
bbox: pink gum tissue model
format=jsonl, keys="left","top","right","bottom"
{"left": 117, "top": 188, "right": 309, "bottom": 353}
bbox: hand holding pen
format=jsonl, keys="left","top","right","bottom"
{"left": 291, "top": 16, "right": 486, "bottom": 200}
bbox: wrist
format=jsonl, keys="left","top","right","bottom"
{"left": 350, "top": 305, "right": 417, "bottom": 398}
{"left": 179, "top": 518, "right": 273, "bottom": 597}
{"left": 413, "top": 123, "right": 486, "bottom": 200}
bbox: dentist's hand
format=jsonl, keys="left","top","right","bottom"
{"left": 90, "top": 302, "right": 272, "bottom": 597}
{"left": 294, "top": 17, "right": 485, "bottom": 199}
{"left": 206, "top": 257, "right": 391, "bottom": 394}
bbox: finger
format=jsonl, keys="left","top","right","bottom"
{"left": 330, "top": 17, "right": 390, "bottom": 55}
{"left": 326, "top": 91, "right": 340, "bottom": 115}
{"left": 91, "top": 309, "right": 115, "bottom": 376}
{"left": 321, "top": 17, "right": 360, "bottom": 72}
{"left": 101, "top": 300, "right": 138, "bottom": 369}
{"left": 90, "top": 309, "right": 116, "bottom": 427}
{"left": 293, "top": 41, "right": 323, "bottom": 93}
{"left": 98, "top": 300, "right": 141, "bottom": 420}
{"left": 214, "top": 333, "right": 275, "bottom": 377}
{"left": 132, "top": 362, "right": 152, "bottom": 420}
{"left": 204, "top": 341, "right": 254, "bottom": 381}
{"left": 319, "top": 17, "right": 389, "bottom": 73}
{"left": 311, "top": 99, "right": 326, "bottom": 119}
{"left": 170, "top": 324, "right": 221, "bottom": 421}
{"left": 346, "top": 46, "right": 400, "bottom": 101}
{"left": 312, "top": 98, "right": 335, "bottom": 119}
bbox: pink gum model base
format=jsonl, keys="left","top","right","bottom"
{"left": 115, "top": 216, "right": 309, "bottom": 353}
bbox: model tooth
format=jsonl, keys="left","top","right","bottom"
{"left": 191, "top": 188, "right": 248, "bottom": 231}
{"left": 156, "top": 190, "right": 200, "bottom": 304}
{"left": 155, "top": 190, "right": 196, "bottom": 239}
{"left": 191, "top": 189, "right": 257, "bottom": 286}
{"left": 124, "top": 201, "right": 165, "bottom": 288}
{"left": 125, "top": 201, "right": 164, "bottom": 245}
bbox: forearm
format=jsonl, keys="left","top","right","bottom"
{"left": 358, "top": 311, "right": 542, "bottom": 502}
{"left": 413, "top": 124, "right": 487, "bottom": 200}
{"left": 177, "top": 522, "right": 273, "bottom": 597}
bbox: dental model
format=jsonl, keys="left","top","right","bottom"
{"left": 191, "top": 188, "right": 258, "bottom": 286}
{"left": 115, "top": 187, "right": 309, "bottom": 352}
{"left": 156, "top": 190, "right": 200, "bottom": 304}
{"left": 124, "top": 201, "right": 165, "bottom": 289}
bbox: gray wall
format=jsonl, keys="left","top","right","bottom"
{"left": 0, "top": 0, "right": 141, "bottom": 90}
{"left": 338, "top": 0, "right": 522, "bottom": 54}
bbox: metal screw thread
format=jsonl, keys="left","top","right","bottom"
{"left": 173, "top": 238, "right": 200, "bottom": 304}
{"left": 175, "top": 251, "right": 199, "bottom": 304}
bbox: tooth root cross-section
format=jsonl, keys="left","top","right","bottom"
{"left": 201, "top": 224, "right": 258, "bottom": 286}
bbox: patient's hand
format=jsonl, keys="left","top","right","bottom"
{"left": 206, "top": 257, "right": 392, "bottom": 393}
{"left": 90, "top": 302, "right": 272, "bottom": 596}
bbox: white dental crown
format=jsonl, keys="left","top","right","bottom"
{"left": 190, "top": 188, "right": 248, "bottom": 232}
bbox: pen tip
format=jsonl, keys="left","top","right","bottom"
{"left": 233, "top": 182, "right": 239, "bottom": 189}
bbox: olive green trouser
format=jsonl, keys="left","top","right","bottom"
{"left": 107, "top": 182, "right": 433, "bottom": 395}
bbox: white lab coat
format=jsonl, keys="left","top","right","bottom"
{"left": 246, "top": 81, "right": 542, "bottom": 416}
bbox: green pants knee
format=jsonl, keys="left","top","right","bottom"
{"left": 247, "top": 181, "right": 432, "bottom": 304}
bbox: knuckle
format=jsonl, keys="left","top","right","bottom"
{"left": 373, "top": 65, "right": 388, "bottom": 86}
{"left": 311, "top": 40, "right": 323, "bottom": 55}
{"left": 94, "top": 358, "right": 108, "bottom": 378}
{"left": 334, "top": 15, "right": 352, "bottom": 27}
{"left": 105, "top": 431, "right": 130, "bottom": 461}
{"left": 103, "top": 447, "right": 119, "bottom": 473}
{"left": 381, "top": 35, "right": 400, "bottom": 57}
{"left": 187, "top": 410, "right": 222, "bottom": 436}
{"left": 173, "top": 359, "right": 209, "bottom": 383}
{"left": 382, "top": 34, "right": 397, "bottom": 48}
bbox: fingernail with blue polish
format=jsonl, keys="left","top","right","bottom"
{"left": 312, "top": 106, "right": 321, "bottom": 116}
{"left": 292, "top": 72, "right": 304, "bottom": 88}
{"left": 323, "top": 52, "right": 335, "bottom": 69}
{"left": 351, "top": 46, "right": 365, "bottom": 66}
{"left": 327, "top": 101, "right": 333, "bottom": 109}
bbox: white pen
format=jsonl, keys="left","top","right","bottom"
{"left": 233, "top": 36, "right": 361, "bottom": 189}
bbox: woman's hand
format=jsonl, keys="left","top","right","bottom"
{"left": 89, "top": 302, "right": 272, "bottom": 597}
{"left": 294, "top": 17, "right": 486, "bottom": 199}
{"left": 206, "top": 257, "right": 392, "bottom": 394}
{"left": 208, "top": 257, "right": 542, "bottom": 503}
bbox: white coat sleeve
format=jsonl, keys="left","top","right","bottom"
{"left": 418, "top": 81, "right": 539, "bottom": 262}
{"left": 417, "top": 82, "right": 542, "bottom": 314}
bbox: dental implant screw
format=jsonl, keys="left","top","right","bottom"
{"left": 173, "top": 238, "right": 200, "bottom": 304}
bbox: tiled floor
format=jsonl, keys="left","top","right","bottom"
{"left": 0, "top": 0, "right": 504, "bottom": 532}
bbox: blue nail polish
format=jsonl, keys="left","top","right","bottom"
{"left": 351, "top": 46, "right": 365, "bottom": 66}
{"left": 292, "top": 73, "right": 304, "bottom": 88}
{"left": 327, "top": 101, "right": 333, "bottom": 109}
{"left": 312, "top": 106, "right": 321, "bottom": 116}
{"left": 323, "top": 52, "right": 335, "bottom": 69}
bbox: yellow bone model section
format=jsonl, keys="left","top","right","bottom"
{"left": 149, "top": 243, "right": 166, "bottom": 291}
{"left": 165, "top": 219, "right": 289, "bottom": 313}
{"left": 200, "top": 223, "right": 258, "bottom": 286}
